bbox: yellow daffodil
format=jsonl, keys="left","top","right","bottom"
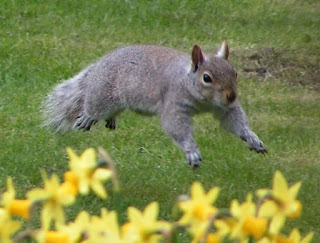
{"left": 257, "top": 171, "right": 302, "bottom": 235}
{"left": 179, "top": 182, "right": 219, "bottom": 224}
{"left": 66, "top": 147, "right": 112, "bottom": 199}
{"left": 215, "top": 194, "right": 267, "bottom": 242}
{"left": 27, "top": 172, "right": 75, "bottom": 229}
{"left": 187, "top": 220, "right": 221, "bottom": 243}
{"left": 275, "top": 229, "right": 314, "bottom": 243}
{"left": 86, "top": 208, "right": 129, "bottom": 243}
{"left": 0, "top": 208, "right": 21, "bottom": 243}
{"left": 57, "top": 210, "right": 91, "bottom": 243}
{"left": 122, "top": 201, "right": 170, "bottom": 242}
{"left": 1, "top": 177, "right": 32, "bottom": 219}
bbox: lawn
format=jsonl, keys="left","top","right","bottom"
{"left": 0, "top": 0, "right": 319, "bottom": 241}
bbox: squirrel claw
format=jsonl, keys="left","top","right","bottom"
{"left": 250, "top": 141, "right": 267, "bottom": 154}
{"left": 241, "top": 131, "right": 267, "bottom": 155}
{"left": 187, "top": 152, "right": 202, "bottom": 168}
{"left": 75, "top": 113, "right": 97, "bottom": 131}
{"left": 105, "top": 118, "right": 116, "bottom": 130}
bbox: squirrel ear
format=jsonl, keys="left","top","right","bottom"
{"left": 216, "top": 41, "right": 229, "bottom": 60}
{"left": 192, "top": 45, "right": 205, "bottom": 72}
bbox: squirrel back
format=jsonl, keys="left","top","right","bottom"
{"left": 43, "top": 43, "right": 236, "bottom": 131}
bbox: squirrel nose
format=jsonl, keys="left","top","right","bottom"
{"left": 227, "top": 91, "right": 237, "bottom": 103}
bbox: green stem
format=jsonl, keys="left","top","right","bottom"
{"left": 98, "top": 147, "right": 121, "bottom": 219}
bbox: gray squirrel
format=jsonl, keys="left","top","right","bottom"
{"left": 43, "top": 41, "right": 267, "bottom": 167}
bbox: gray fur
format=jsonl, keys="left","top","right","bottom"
{"left": 43, "top": 43, "right": 266, "bottom": 167}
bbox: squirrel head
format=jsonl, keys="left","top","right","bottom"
{"left": 191, "top": 41, "right": 238, "bottom": 108}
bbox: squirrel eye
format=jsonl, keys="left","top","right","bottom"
{"left": 203, "top": 74, "right": 212, "bottom": 83}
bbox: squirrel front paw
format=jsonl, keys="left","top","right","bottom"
{"left": 186, "top": 151, "right": 202, "bottom": 168}
{"left": 241, "top": 131, "right": 267, "bottom": 154}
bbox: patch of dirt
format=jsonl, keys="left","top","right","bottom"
{"left": 232, "top": 48, "right": 320, "bottom": 91}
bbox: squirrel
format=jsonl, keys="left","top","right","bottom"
{"left": 43, "top": 41, "right": 267, "bottom": 167}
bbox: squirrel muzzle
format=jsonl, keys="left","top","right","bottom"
{"left": 223, "top": 89, "right": 237, "bottom": 105}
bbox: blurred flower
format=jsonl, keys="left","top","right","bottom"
{"left": 275, "top": 229, "right": 313, "bottom": 243}
{"left": 86, "top": 208, "right": 128, "bottom": 243}
{"left": 58, "top": 210, "right": 91, "bottom": 243}
{"left": 179, "top": 182, "right": 219, "bottom": 224}
{"left": 122, "top": 201, "right": 170, "bottom": 242}
{"left": 27, "top": 172, "right": 75, "bottom": 229}
{"left": 257, "top": 171, "right": 302, "bottom": 235}
{"left": 187, "top": 220, "right": 222, "bottom": 243}
{"left": 66, "top": 147, "right": 112, "bottom": 199}
{"left": 178, "top": 182, "right": 220, "bottom": 242}
{"left": 215, "top": 194, "right": 267, "bottom": 242}
{"left": 0, "top": 208, "right": 21, "bottom": 243}
{"left": 1, "top": 177, "right": 32, "bottom": 219}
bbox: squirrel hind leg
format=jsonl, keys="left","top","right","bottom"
{"left": 105, "top": 117, "right": 116, "bottom": 130}
{"left": 75, "top": 112, "right": 98, "bottom": 131}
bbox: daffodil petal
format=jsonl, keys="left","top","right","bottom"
{"left": 77, "top": 210, "right": 91, "bottom": 224}
{"left": 81, "top": 148, "right": 96, "bottom": 168}
{"left": 144, "top": 202, "right": 159, "bottom": 222}
{"left": 26, "top": 188, "right": 50, "bottom": 201}
{"left": 258, "top": 200, "right": 278, "bottom": 218}
{"left": 128, "top": 206, "right": 143, "bottom": 223}
{"left": 93, "top": 168, "right": 112, "bottom": 181}
{"left": 289, "top": 181, "right": 301, "bottom": 200}
{"left": 243, "top": 194, "right": 256, "bottom": 216}
{"left": 66, "top": 147, "right": 78, "bottom": 159}
{"left": 53, "top": 206, "right": 66, "bottom": 227}
{"left": 178, "top": 213, "right": 192, "bottom": 225}
{"left": 273, "top": 171, "right": 289, "bottom": 201}
{"left": 50, "top": 174, "right": 61, "bottom": 189}
{"left": 269, "top": 214, "right": 286, "bottom": 235}
{"left": 206, "top": 187, "right": 220, "bottom": 204}
{"left": 104, "top": 211, "right": 120, "bottom": 235}
{"left": 2, "top": 177, "right": 16, "bottom": 206}
{"left": 230, "top": 199, "right": 241, "bottom": 217}
{"left": 256, "top": 188, "right": 270, "bottom": 198}
{"left": 289, "top": 228, "right": 301, "bottom": 241}
{"left": 301, "top": 232, "right": 314, "bottom": 243}
{"left": 90, "top": 181, "right": 107, "bottom": 199}
{"left": 191, "top": 182, "right": 205, "bottom": 199}
{"left": 79, "top": 180, "right": 90, "bottom": 195}
{"left": 214, "top": 219, "right": 231, "bottom": 236}
{"left": 41, "top": 204, "right": 52, "bottom": 230}
{"left": 61, "top": 193, "right": 76, "bottom": 206}
{"left": 179, "top": 201, "right": 193, "bottom": 212}
{"left": 66, "top": 147, "right": 79, "bottom": 170}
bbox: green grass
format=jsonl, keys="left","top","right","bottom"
{"left": 0, "top": 0, "right": 319, "bottom": 241}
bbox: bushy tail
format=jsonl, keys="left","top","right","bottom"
{"left": 42, "top": 66, "right": 92, "bottom": 132}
